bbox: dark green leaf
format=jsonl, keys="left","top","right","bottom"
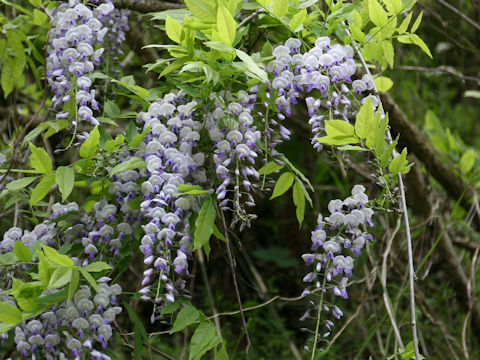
{"left": 193, "top": 197, "right": 216, "bottom": 250}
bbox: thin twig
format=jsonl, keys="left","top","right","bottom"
{"left": 238, "top": 10, "right": 260, "bottom": 28}
{"left": 345, "top": 24, "right": 421, "bottom": 360}
{"left": 436, "top": 0, "right": 480, "bottom": 33}
{"left": 220, "top": 209, "right": 251, "bottom": 359}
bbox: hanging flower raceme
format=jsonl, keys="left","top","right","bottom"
{"left": 12, "top": 279, "right": 121, "bottom": 360}
{"left": 300, "top": 185, "right": 374, "bottom": 340}
{"left": 266, "top": 37, "right": 376, "bottom": 152}
{"left": 206, "top": 90, "right": 262, "bottom": 229}
{"left": 135, "top": 91, "right": 207, "bottom": 320}
{"left": 46, "top": 0, "right": 125, "bottom": 127}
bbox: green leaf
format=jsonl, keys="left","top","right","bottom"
{"left": 161, "top": 301, "right": 181, "bottom": 315}
{"left": 30, "top": 173, "right": 55, "bottom": 206}
{"left": 38, "top": 252, "right": 53, "bottom": 286}
{"left": 104, "top": 101, "right": 120, "bottom": 118}
{"left": 125, "top": 120, "right": 139, "bottom": 143}
{"left": 79, "top": 268, "right": 99, "bottom": 292}
{"left": 270, "top": 172, "right": 294, "bottom": 199}
{"left": 67, "top": 269, "right": 80, "bottom": 300}
{"left": 272, "top": 0, "right": 288, "bottom": 17}
{"left": 258, "top": 161, "right": 284, "bottom": 175}
{"left": 325, "top": 120, "right": 355, "bottom": 137}
{"left": 459, "top": 149, "right": 476, "bottom": 173}
{"left": 410, "top": 11, "right": 423, "bottom": 33}
{"left": 170, "top": 304, "right": 200, "bottom": 333}
{"left": 83, "top": 261, "right": 112, "bottom": 272}
{"left": 128, "top": 125, "right": 151, "bottom": 147}
{"left": 213, "top": 224, "right": 227, "bottom": 242}
{"left": 318, "top": 135, "right": 359, "bottom": 146}
{"left": 166, "top": 15, "right": 183, "bottom": 43}
{"left": 32, "top": 9, "right": 47, "bottom": 25}
{"left": 397, "top": 12, "right": 412, "bottom": 34}
{"left": 389, "top": 148, "right": 409, "bottom": 175}
{"left": 383, "top": 0, "right": 403, "bottom": 14}
{"left": 6, "top": 176, "right": 37, "bottom": 191}
{"left": 368, "top": 0, "right": 388, "bottom": 27}
{"left": 109, "top": 157, "right": 146, "bottom": 176}
{"left": 0, "top": 252, "right": 19, "bottom": 265}
{"left": 14, "top": 241, "right": 32, "bottom": 262}
{"left": 374, "top": 76, "right": 394, "bottom": 92}
{"left": 349, "top": 24, "right": 366, "bottom": 42}
{"left": 0, "top": 302, "right": 22, "bottom": 324}
{"left": 48, "top": 267, "right": 73, "bottom": 289}
{"left": 217, "top": 5, "right": 237, "bottom": 46}
{"left": 194, "top": 197, "right": 216, "bottom": 250}
{"left": 79, "top": 126, "right": 100, "bottom": 158}
{"left": 29, "top": 142, "right": 52, "bottom": 173}
{"left": 292, "top": 180, "right": 305, "bottom": 226}
{"left": 42, "top": 244, "right": 75, "bottom": 267}
{"left": 289, "top": 9, "right": 307, "bottom": 31}
{"left": 234, "top": 49, "right": 268, "bottom": 81}
{"left": 355, "top": 96, "right": 374, "bottom": 139}
{"left": 189, "top": 321, "right": 221, "bottom": 360}
{"left": 398, "top": 34, "right": 432, "bottom": 58}
{"left": 380, "top": 135, "right": 399, "bottom": 168}
{"left": 215, "top": 343, "right": 229, "bottom": 360}
{"left": 55, "top": 166, "right": 75, "bottom": 201}
{"left": 184, "top": 0, "right": 216, "bottom": 22}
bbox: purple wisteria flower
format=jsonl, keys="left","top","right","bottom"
{"left": 300, "top": 185, "right": 374, "bottom": 339}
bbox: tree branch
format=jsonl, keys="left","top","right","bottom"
{"left": 109, "top": 0, "right": 184, "bottom": 13}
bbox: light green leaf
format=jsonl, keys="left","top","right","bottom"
{"left": 48, "top": 267, "right": 73, "bottom": 289}
{"left": 389, "top": 148, "right": 409, "bottom": 175}
{"left": 217, "top": 5, "right": 237, "bottom": 46}
{"left": 368, "top": 0, "right": 388, "bottom": 27}
{"left": 459, "top": 149, "right": 476, "bottom": 173}
{"left": 55, "top": 166, "right": 75, "bottom": 201}
{"left": 29, "top": 143, "right": 52, "bottom": 173}
{"left": 289, "top": 9, "right": 307, "bottom": 31}
{"left": 318, "top": 135, "right": 359, "bottom": 146}
{"left": 234, "top": 49, "right": 268, "bottom": 81}
{"left": 109, "top": 157, "right": 146, "bottom": 176}
{"left": 374, "top": 76, "right": 394, "bottom": 92}
{"left": 79, "top": 268, "right": 99, "bottom": 292}
{"left": 272, "top": 0, "right": 289, "bottom": 17}
{"left": 258, "top": 161, "right": 284, "bottom": 175}
{"left": 292, "top": 180, "right": 305, "bottom": 226}
{"left": 6, "top": 176, "right": 37, "bottom": 191}
{"left": 383, "top": 0, "right": 403, "bottom": 14}
{"left": 349, "top": 24, "right": 366, "bottom": 42}
{"left": 32, "top": 9, "right": 47, "bottom": 25}
{"left": 355, "top": 96, "right": 374, "bottom": 139}
{"left": 170, "top": 304, "right": 199, "bottom": 333}
{"left": 0, "top": 252, "right": 19, "bottom": 265}
{"left": 79, "top": 126, "right": 100, "bottom": 158}
{"left": 14, "top": 241, "right": 32, "bottom": 262}
{"left": 67, "top": 269, "right": 79, "bottom": 300}
{"left": 30, "top": 173, "right": 55, "bottom": 206}
{"left": 194, "top": 197, "right": 216, "bottom": 250}
{"left": 83, "top": 261, "right": 112, "bottom": 272}
{"left": 381, "top": 40, "right": 394, "bottom": 68}
{"left": 325, "top": 120, "right": 355, "bottom": 137}
{"left": 464, "top": 90, "right": 480, "bottom": 99}
{"left": 213, "top": 224, "right": 226, "bottom": 242}
{"left": 189, "top": 321, "right": 221, "bottom": 360}
{"left": 257, "top": 0, "right": 272, "bottom": 5}
{"left": 184, "top": 0, "right": 216, "bottom": 22}
{"left": 166, "top": 15, "right": 183, "bottom": 43}
{"left": 42, "top": 244, "right": 75, "bottom": 267}
{"left": 398, "top": 34, "right": 432, "bottom": 58}
{"left": 0, "top": 302, "right": 22, "bottom": 324}
{"left": 397, "top": 12, "right": 412, "bottom": 34}
{"left": 270, "top": 172, "right": 294, "bottom": 199}
{"left": 410, "top": 11, "right": 423, "bottom": 33}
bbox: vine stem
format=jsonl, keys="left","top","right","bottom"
{"left": 220, "top": 209, "right": 251, "bottom": 359}
{"left": 311, "top": 259, "right": 330, "bottom": 360}
{"left": 345, "top": 25, "right": 421, "bottom": 360}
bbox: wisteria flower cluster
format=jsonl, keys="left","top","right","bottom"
{"left": 12, "top": 279, "right": 121, "bottom": 360}
{"left": 47, "top": 0, "right": 128, "bottom": 126}
{"left": 135, "top": 91, "right": 207, "bottom": 319}
{"left": 266, "top": 37, "right": 378, "bottom": 151}
{"left": 300, "top": 185, "right": 374, "bottom": 339}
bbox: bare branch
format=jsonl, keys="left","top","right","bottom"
{"left": 108, "top": 0, "right": 185, "bottom": 13}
